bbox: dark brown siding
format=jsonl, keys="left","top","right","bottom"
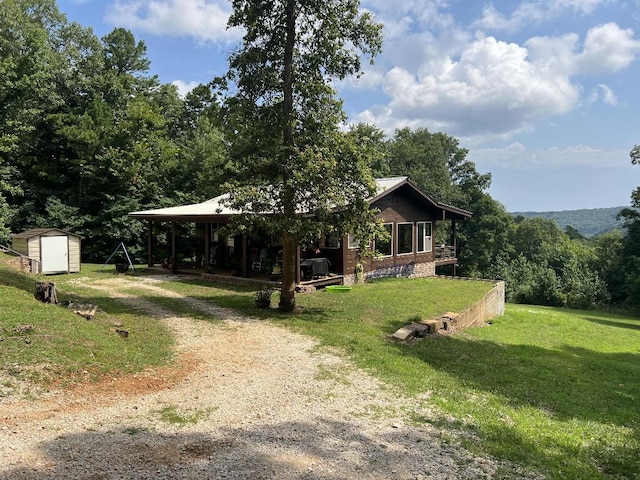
{"left": 343, "top": 189, "right": 440, "bottom": 275}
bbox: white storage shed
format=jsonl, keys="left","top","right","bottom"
{"left": 11, "top": 228, "right": 81, "bottom": 274}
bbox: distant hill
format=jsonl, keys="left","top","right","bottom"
{"left": 511, "top": 206, "right": 628, "bottom": 237}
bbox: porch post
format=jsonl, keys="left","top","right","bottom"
{"left": 241, "top": 233, "right": 248, "bottom": 278}
{"left": 204, "top": 222, "right": 210, "bottom": 272}
{"left": 452, "top": 220, "right": 457, "bottom": 277}
{"left": 171, "top": 222, "right": 177, "bottom": 273}
{"left": 295, "top": 244, "right": 301, "bottom": 284}
{"left": 452, "top": 220, "right": 457, "bottom": 253}
{"left": 147, "top": 220, "right": 153, "bottom": 267}
{"left": 342, "top": 235, "right": 349, "bottom": 277}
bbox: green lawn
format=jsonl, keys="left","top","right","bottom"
{"left": 2, "top": 257, "right": 639, "bottom": 479}
{"left": 0, "top": 256, "right": 174, "bottom": 392}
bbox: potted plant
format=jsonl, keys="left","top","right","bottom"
{"left": 254, "top": 289, "right": 273, "bottom": 309}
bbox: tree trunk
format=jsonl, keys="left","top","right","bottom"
{"left": 279, "top": 0, "right": 297, "bottom": 312}
{"left": 35, "top": 282, "right": 58, "bottom": 304}
{"left": 279, "top": 230, "right": 297, "bottom": 312}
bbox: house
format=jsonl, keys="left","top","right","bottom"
{"left": 11, "top": 228, "right": 82, "bottom": 274}
{"left": 128, "top": 177, "right": 471, "bottom": 284}
{"left": 342, "top": 176, "right": 471, "bottom": 283}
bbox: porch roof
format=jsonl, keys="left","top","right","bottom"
{"left": 128, "top": 195, "right": 240, "bottom": 222}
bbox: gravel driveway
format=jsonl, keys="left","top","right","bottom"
{"left": 1, "top": 275, "right": 530, "bottom": 479}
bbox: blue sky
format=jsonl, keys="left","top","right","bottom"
{"left": 57, "top": 0, "right": 640, "bottom": 212}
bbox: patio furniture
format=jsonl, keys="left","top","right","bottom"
{"left": 300, "top": 257, "right": 330, "bottom": 279}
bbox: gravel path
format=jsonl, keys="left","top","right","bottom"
{"left": 1, "top": 275, "right": 528, "bottom": 479}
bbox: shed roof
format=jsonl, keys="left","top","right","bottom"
{"left": 12, "top": 228, "right": 81, "bottom": 239}
{"left": 128, "top": 177, "right": 472, "bottom": 222}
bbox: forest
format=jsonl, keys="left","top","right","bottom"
{"left": 2, "top": 0, "right": 640, "bottom": 313}
{"left": 512, "top": 206, "right": 626, "bottom": 237}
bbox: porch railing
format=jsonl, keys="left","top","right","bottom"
{"left": 0, "top": 244, "right": 40, "bottom": 273}
{"left": 435, "top": 245, "right": 456, "bottom": 261}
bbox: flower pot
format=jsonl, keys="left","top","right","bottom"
{"left": 255, "top": 299, "right": 271, "bottom": 309}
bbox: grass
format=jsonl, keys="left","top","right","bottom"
{"left": 449, "top": 306, "right": 640, "bottom": 479}
{"left": 0, "top": 255, "right": 175, "bottom": 392}
{"left": 3, "top": 256, "right": 639, "bottom": 478}
{"left": 154, "top": 404, "right": 214, "bottom": 426}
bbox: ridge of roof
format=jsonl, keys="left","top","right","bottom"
{"left": 12, "top": 228, "right": 80, "bottom": 238}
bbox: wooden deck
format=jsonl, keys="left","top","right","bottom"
{"left": 143, "top": 265, "right": 343, "bottom": 289}
{"left": 300, "top": 274, "right": 344, "bottom": 288}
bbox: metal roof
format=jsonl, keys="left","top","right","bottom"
{"left": 129, "top": 195, "right": 239, "bottom": 220}
{"left": 128, "top": 177, "right": 472, "bottom": 221}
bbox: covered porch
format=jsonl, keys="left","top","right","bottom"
{"left": 128, "top": 198, "right": 345, "bottom": 287}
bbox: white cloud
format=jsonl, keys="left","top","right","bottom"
{"left": 586, "top": 83, "right": 620, "bottom": 106}
{"left": 172, "top": 80, "right": 200, "bottom": 97}
{"left": 362, "top": 0, "right": 453, "bottom": 30}
{"left": 600, "top": 84, "right": 619, "bottom": 105}
{"left": 105, "top": 0, "right": 241, "bottom": 43}
{"left": 353, "top": 35, "right": 579, "bottom": 139}
{"left": 474, "top": 0, "right": 611, "bottom": 33}
{"left": 349, "top": 17, "right": 640, "bottom": 141}
{"left": 576, "top": 23, "right": 640, "bottom": 73}
{"left": 525, "top": 23, "right": 640, "bottom": 74}
{"left": 525, "top": 33, "right": 579, "bottom": 74}
{"left": 469, "top": 143, "right": 630, "bottom": 168}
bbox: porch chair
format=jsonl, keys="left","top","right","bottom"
{"left": 251, "top": 248, "right": 267, "bottom": 271}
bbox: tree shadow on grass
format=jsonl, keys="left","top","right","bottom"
{"left": 0, "top": 418, "right": 529, "bottom": 480}
{"left": 0, "top": 260, "right": 54, "bottom": 298}
{"left": 391, "top": 335, "right": 640, "bottom": 478}
{"left": 396, "top": 335, "right": 640, "bottom": 427}
{"left": 581, "top": 316, "right": 640, "bottom": 331}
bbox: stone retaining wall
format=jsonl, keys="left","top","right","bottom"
{"left": 447, "top": 278, "right": 505, "bottom": 330}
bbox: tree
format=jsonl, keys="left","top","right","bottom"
{"left": 382, "top": 128, "right": 491, "bottom": 207}
{"left": 0, "top": 0, "right": 63, "bottom": 156}
{"left": 175, "top": 116, "right": 228, "bottom": 202}
{"left": 2, "top": 13, "right": 187, "bottom": 260}
{"left": 564, "top": 225, "right": 585, "bottom": 241}
{"left": 346, "top": 124, "right": 388, "bottom": 178}
{"left": 220, "top": 0, "right": 383, "bottom": 311}
{"left": 384, "top": 128, "right": 455, "bottom": 202}
{"left": 0, "top": 0, "right": 65, "bottom": 237}
{"left": 487, "top": 216, "right": 610, "bottom": 308}
{"left": 0, "top": 159, "right": 20, "bottom": 244}
{"left": 592, "top": 230, "right": 625, "bottom": 303}
{"left": 617, "top": 143, "right": 640, "bottom": 309}
{"left": 456, "top": 191, "right": 515, "bottom": 277}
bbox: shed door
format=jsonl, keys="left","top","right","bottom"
{"left": 41, "top": 236, "right": 69, "bottom": 273}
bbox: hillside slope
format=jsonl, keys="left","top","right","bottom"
{"left": 512, "top": 206, "right": 627, "bottom": 237}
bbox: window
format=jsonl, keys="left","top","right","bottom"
{"left": 347, "top": 234, "right": 360, "bottom": 250}
{"left": 375, "top": 223, "right": 393, "bottom": 257}
{"left": 397, "top": 223, "right": 413, "bottom": 255}
{"left": 417, "top": 221, "right": 432, "bottom": 253}
{"left": 321, "top": 234, "right": 340, "bottom": 249}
